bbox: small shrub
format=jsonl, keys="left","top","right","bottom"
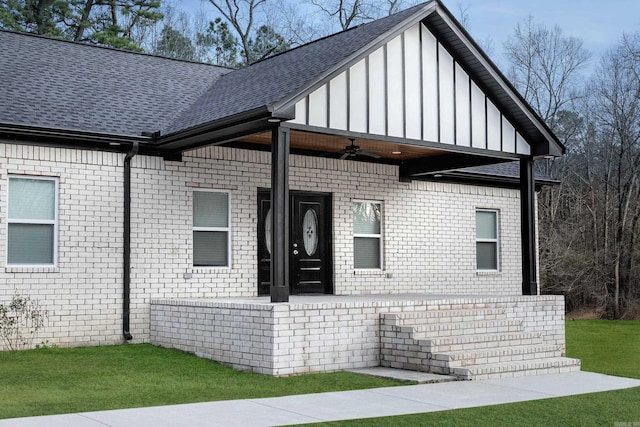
{"left": 35, "top": 340, "right": 58, "bottom": 349}
{"left": 0, "top": 293, "right": 48, "bottom": 351}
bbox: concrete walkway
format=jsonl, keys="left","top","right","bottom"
{"left": 1, "top": 372, "right": 638, "bottom": 427}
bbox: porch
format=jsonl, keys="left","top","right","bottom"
{"left": 149, "top": 294, "right": 579, "bottom": 379}
{"left": 146, "top": 4, "right": 566, "bottom": 306}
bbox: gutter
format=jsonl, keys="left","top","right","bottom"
{"left": 122, "top": 141, "right": 139, "bottom": 341}
{"left": 0, "top": 123, "right": 150, "bottom": 146}
{"left": 419, "top": 171, "right": 558, "bottom": 190}
{"left": 152, "top": 107, "right": 274, "bottom": 145}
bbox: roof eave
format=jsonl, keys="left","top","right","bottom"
{"left": 150, "top": 106, "right": 289, "bottom": 154}
{"left": 0, "top": 122, "right": 150, "bottom": 150}
{"left": 0, "top": 104, "right": 295, "bottom": 156}
{"left": 422, "top": 170, "right": 560, "bottom": 189}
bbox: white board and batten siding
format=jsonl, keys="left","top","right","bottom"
{"left": 291, "top": 23, "right": 531, "bottom": 156}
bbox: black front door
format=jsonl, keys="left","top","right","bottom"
{"left": 258, "top": 191, "right": 332, "bottom": 295}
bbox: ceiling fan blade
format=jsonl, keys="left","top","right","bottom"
{"left": 358, "top": 150, "right": 381, "bottom": 159}
{"left": 340, "top": 152, "right": 351, "bottom": 160}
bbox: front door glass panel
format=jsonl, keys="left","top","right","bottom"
{"left": 302, "top": 208, "right": 318, "bottom": 256}
{"left": 265, "top": 208, "right": 272, "bottom": 255}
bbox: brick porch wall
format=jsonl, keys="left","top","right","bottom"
{"left": 150, "top": 296, "right": 566, "bottom": 376}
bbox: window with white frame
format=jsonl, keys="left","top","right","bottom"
{"left": 353, "top": 201, "right": 382, "bottom": 269}
{"left": 7, "top": 176, "right": 58, "bottom": 266}
{"left": 476, "top": 209, "right": 499, "bottom": 270}
{"left": 193, "top": 190, "right": 230, "bottom": 267}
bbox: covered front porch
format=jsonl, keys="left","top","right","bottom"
{"left": 142, "top": 3, "right": 564, "bottom": 303}
{"left": 149, "top": 293, "right": 579, "bottom": 379}
{"left": 144, "top": 2, "right": 576, "bottom": 379}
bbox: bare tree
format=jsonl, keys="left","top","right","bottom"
{"left": 207, "top": 0, "right": 266, "bottom": 63}
{"left": 309, "top": 0, "right": 373, "bottom": 31}
{"left": 503, "top": 16, "right": 594, "bottom": 313}
{"left": 451, "top": 2, "right": 494, "bottom": 56}
{"left": 151, "top": 5, "right": 198, "bottom": 60}
{"left": 268, "top": 0, "right": 317, "bottom": 44}
{"left": 203, "top": 0, "right": 293, "bottom": 65}
{"left": 381, "top": 0, "right": 420, "bottom": 17}
{"left": 504, "top": 16, "right": 591, "bottom": 131}
{"left": 588, "top": 36, "right": 640, "bottom": 317}
{"left": 455, "top": 2, "right": 471, "bottom": 29}
{"left": 308, "top": 0, "right": 419, "bottom": 33}
{"left": 509, "top": 25, "right": 640, "bottom": 318}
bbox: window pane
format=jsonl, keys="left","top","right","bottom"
{"left": 8, "top": 224, "right": 54, "bottom": 264}
{"left": 476, "top": 242, "right": 497, "bottom": 270}
{"left": 194, "top": 231, "right": 228, "bottom": 266}
{"left": 354, "top": 202, "right": 381, "bottom": 234}
{"left": 193, "top": 192, "right": 228, "bottom": 228}
{"left": 476, "top": 211, "right": 497, "bottom": 239}
{"left": 9, "top": 178, "right": 55, "bottom": 220}
{"left": 354, "top": 237, "right": 380, "bottom": 269}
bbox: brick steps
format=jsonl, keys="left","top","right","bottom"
{"left": 433, "top": 344, "right": 563, "bottom": 367}
{"left": 380, "top": 306, "right": 581, "bottom": 380}
{"left": 382, "top": 308, "right": 506, "bottom": 325}
{"left": 426, "top": 331, "right": 544, "bottom": 352}
{"left": 409, "top": 319, "right": 524, "bottom": 338}
{"left": 452, "top": 357, "right": 582, "bottom": 380}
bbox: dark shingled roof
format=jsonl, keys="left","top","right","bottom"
{"left": 0, "top": 30, "right": 230, "bottom": 137}
{"left": 162, "top": 2, "right": 431, "bottom": 135}
{"left": 0, "top": 0, "right": 563, "bottom": 159}
{"left": 0, "top": 3, "right": 431, "bottom": 139}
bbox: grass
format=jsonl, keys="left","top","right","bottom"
{"left": 1, "top": 320, "right": 638, "bottom": 424}
{"left": 300, "top": 320, "right": 640, "bottom": 427}
{"left": 565, "top": 319, "right": 640, "bottom": 378}
{"left": 298, "top": 387, "right": 640, "bottom": 426}
{"left": 0, "top": 344, "right": 401, "bottom": 420}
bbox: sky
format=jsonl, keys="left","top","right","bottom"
{"left": 460, "top": 0, "right": 639, "bottom": 67}
{"left": 179, "top": 0, "right": 640, "bottom": 71}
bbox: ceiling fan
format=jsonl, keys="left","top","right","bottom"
{"left": 340, "top": 138, "right": 381, "bottom": 160}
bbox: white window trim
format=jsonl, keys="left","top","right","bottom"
{"left": 353, "top": 199, "right": 384, "bottom": 271}
{"left": 192, "top": 189, "right": 232, "bottom": 269}
{"left": 476, "top": 208, "right": 500, "bottom": 272}
{"left": 6, "top": 175, "right": 59, "bottom": 268}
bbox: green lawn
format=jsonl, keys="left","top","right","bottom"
{"left": 1, "top": 320, "right": 638, "bottom": 424}
{"left": 301, "top": 320, "right": 640, "bottom": 427}
{"left": 566, "top": 319, "right": 640, "bottom": 379}
{"left": 0, "top": 344, "right": 401, "bottom": 419}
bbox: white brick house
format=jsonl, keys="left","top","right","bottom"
{"left": 0, "top": 1, "right": 579, "bottom": 378}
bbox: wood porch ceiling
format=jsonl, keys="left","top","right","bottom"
{"left": 237, "top": 130, "right": 444, "bottom": 161}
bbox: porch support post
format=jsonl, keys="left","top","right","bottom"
{"left": 520, "top": 158, "right": 538, "bottom": 295}
{"left": 270, "top": 125, "right": 290, "bottom": 302}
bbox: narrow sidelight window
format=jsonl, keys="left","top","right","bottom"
{"left": 476, "top": 209, "right": 499, "bottom": 270}
{"left": 7, "top": 176, "right": 58, "bottom": 266}
{"left": 353, "top": 201, "right": 382, "bottom": 269}
{"left": 193, "top": 190, "right": 230, "bottom": 267}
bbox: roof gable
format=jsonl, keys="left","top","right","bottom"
{"left": 164, "top": 0, "right": 562, "bottom": 157}
{"left": 288, "top": 21, "right": 531, "bottom": 157}
{"left": 422, "top": 7, "right": 563, "bottom": 156}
